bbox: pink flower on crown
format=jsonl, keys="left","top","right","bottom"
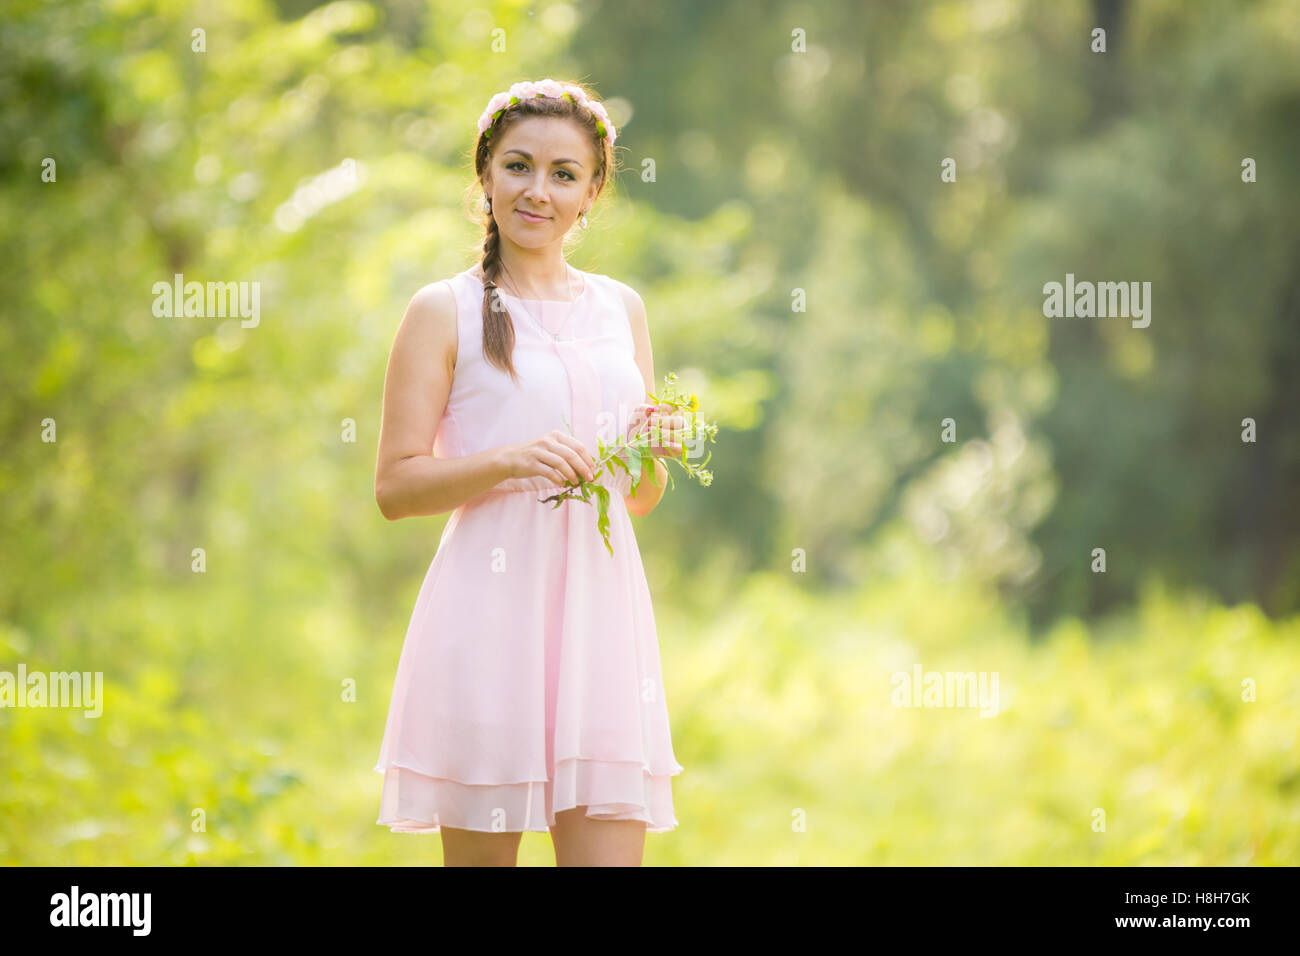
{"left": 477, "top": 91, "right": 512, "bottom": 134}
{"left": 477, "top": 81, "right": 618, "bottom": 145}
{"left": 583, "top": 100, "right": 616, "bottom": 143}
{"left": 508, "top": 80, "right": 538, "bottom": 101}
{"left": 535, "top": 78, "right": 565, "bottom": 98}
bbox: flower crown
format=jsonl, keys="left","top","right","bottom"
{"left": 477, "top": 78, "right": 617, "bottom": 146}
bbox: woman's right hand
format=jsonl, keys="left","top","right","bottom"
{"left": 504, "top": 430, "right": 597, "bottom": 486}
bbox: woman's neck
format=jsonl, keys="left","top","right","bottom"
{"left": 489, "top": 248, "right": 575, "bottom": 299}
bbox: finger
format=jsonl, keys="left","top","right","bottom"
{"left": 654, "top": 415, "right": 685, "bottom": 439}
{"left": 658, "top": 425, "right": 684, "bottom": 446}
{"left": 548, "top": 456, "right": 580, "bottom": 485}
{"left": 570, "top": 450, "right": 595, "bottom": 481}
{"left": 541, "top": 449, "right": 582, "bottom": 485}
{"left": 558, "top": 434, "right": 596, "bottom": 477}
{"left": 659, "top": 417, "right": 685, "bottom": 444}
{"left": 541, "top": 460, "right": 571, "bottom": 486}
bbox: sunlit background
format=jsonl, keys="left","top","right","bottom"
{"left": 2, "top": 0, "right": 1298, "bottom": 864}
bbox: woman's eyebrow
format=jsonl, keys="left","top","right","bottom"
{"left": 504, "top": 149, "right": 583, "bottom": 168}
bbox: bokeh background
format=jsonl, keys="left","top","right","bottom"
{"left": 2, "top": 0, "right": 1298, "bottom": 865}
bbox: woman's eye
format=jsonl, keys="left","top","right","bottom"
{"left": 507, "top": 162, "right": 574, "bottom": 181}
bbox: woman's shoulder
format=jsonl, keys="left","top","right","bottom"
{"left": 585, "top": 269, "right": 639, "bottom": 299}
{"left": 393, "top": 276, "right": 462, "bottom": 368}
{"left": 588, "top": 272, "right": 645, "bottom": 325}
{"left": 407, "top": 274, "right": 462, "bottom": 321}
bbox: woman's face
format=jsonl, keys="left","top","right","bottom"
{"left": 484, "top": 116, "right": 598, "bottom": 248}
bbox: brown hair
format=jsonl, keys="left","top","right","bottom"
{"left": 468, "top": 81, "right": 617, "bottom": 382}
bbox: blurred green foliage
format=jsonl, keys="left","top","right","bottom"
{"left": 2, "top": 0, "right": 1298, "bottom": 864}
{"left": 2, "top": 542, "right": 1295, "bottom": 865}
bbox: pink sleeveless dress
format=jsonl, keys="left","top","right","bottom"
{"left": 374, "top": 266, "right": 683, "bottom": 833}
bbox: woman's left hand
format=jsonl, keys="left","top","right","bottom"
{"left": 627, "top": 403, "right": 687, "bottom": 457}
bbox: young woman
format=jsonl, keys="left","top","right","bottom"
{"left": 372, "top": 79, "right": 686, "bottom": 866}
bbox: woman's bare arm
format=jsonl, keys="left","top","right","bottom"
{"left": 616, "top": 281, "right": 669, "bottom": 517}
{"left": 374, "top": 283, "right": 515, "bottom": 520}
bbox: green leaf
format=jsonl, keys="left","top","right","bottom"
{"left": 593, "top": 485, "right": 612, "bottom": 556}
{"left": 626, "top": 444, "right": 643, "bottom": 493}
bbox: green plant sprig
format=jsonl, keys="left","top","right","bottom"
{"left": 538, "top": 372, "right": 718, "bottom": 556}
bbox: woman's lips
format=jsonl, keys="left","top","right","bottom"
{"left": 516, "top": 209, "right": 549, "bottom": 223}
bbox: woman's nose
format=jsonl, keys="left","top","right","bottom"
{"left": 524, "top": 174, "right": 549, "bottom": 200}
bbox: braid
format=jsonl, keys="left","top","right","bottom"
{"left": 479, "top": 213, "right": 521, "bottom": 383}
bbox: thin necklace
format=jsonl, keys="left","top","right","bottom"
{"left": 496, "top": 262, "right": 582, "bottom": 343}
